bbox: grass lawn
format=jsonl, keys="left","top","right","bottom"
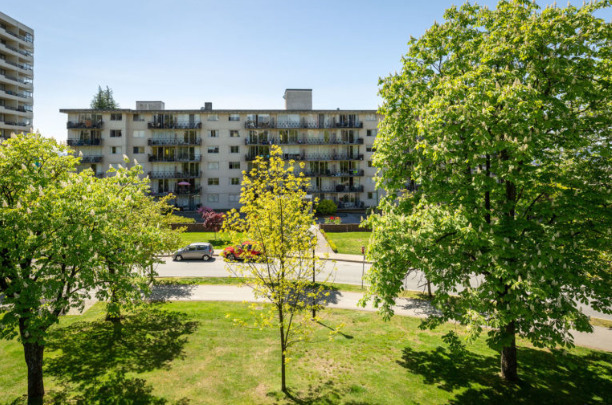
{"left": 1, "top": 302, "right": 610, "bottom": 404}
{"left": 179, "top": 231, "right": 232, "bottom": 248}
{"left": 325, "top": 231, "right": 371, "bottom": 255}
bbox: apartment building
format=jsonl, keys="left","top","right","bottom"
{"left": 60, "top": 89, "right": 380, "bottom": 211}
{"left": 0, "top": 12, "right": 33, "bottom": 139}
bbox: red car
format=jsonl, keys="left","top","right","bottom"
{"left": 222, "top": 241, "right": 262, "bottom": 261}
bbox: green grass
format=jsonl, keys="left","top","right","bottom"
{"left": 324, "top": 231, "right": 371, "bottom": 255}
{"left": 178, "top": 232, "right": 232, "bottom": 248}
{"left": 1, "top": 302, "right": 610, "bottom": 404}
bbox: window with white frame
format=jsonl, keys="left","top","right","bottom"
{"left": 207, "top": 114, "right": 219, "bottom": 121}
{"left": 229, "top": 162, "right": 240, "bottom": 169}
{"left": 111, "top": 146, "right": 122, "bottom": 154}
{"left": 367, "top": 129, "right": 377, "bottom": 137}
{"left": 133, "top": 130, "right": 145, "bottom": 138}
{"left": 133, "top": 146, "right": 144, "bottom": 154}
{"left": 368, "top": 192, "right": 374, "bottom": 199}
{"left": 230, "top": 177, "right": 240, "bottom": 185}
{"left": 110, "top": 130, "right": 122, "bottom": 137}
{"left": 230, "top": 130, "right": 240, "bottom": 138}
{"left": 365, "top": 114, "right": 377, "bottom": 121}
{"left": 228, "top": 194, "right": 240, "bottom": 202}
{"left": 228, "top": 114, "right": 240, "bottom": 121}
{"left": 208, "top": 130, "right": 218, "bottom": 138}
{"left": 207, "top": 162, "right": 219, "bottom": 170}
{"left": 230, "top": 146, "right": 239, "bottom": 153}
{"left": 110, "top": 113, "right": 122, "bottom": 121}
{"left": 207, "top": 146, "right": 219, "bottom": 153}
{"left": 207, "top": 194, "right": 219, "bottom": 202}
{"left": 207, "top": 178, "right": 219, "bottom": 185}
{"left": 367, "top": 160, "right": 373, "bottom": 167}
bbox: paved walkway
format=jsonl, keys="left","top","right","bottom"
{"left": 148, "top": 284, "right": 612, "bottom": 353}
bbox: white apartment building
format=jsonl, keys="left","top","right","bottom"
{"left": 0, "top": 12, "right": 33, "bottom": 139}
{"left": 61, "top": 89, "right": 380, "bottom": 211}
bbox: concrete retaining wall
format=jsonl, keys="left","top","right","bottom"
{"left": 320, "top": 224, "right": 370, "bottom": 232}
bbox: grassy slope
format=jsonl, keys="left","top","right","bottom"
{"left": 324, "top": 232, "right": 371, "bottom": 255}
{"left": 1, "top": 302, "right": 610, "bottom": 404}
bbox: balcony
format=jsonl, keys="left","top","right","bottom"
{"left": 245, "top": 137, "right": 363, "bottom": 146}
{"left": 0, "top": 25, "right": 33, "bottom": 44}
{"left": 148, "top": 154, "right": 202, "bottom": 163}
{"left": 150, "top": 187, "right": 201, "bottom": 197}
{"left": 0, "top": 119, "right": 29, "bottom": 127}
{"left": 148, "top": 138, "right": 202, "bottom": 146}
{"left": 67, "top": 120, "right": 103, "bottom": 129}
{"left": 245, "top": 153, "right": 364, "bottom": 162}
{"left": 80, "top": 155, "right": 103, "bottom": 163}
{"left": 147, "top": 121, "right": 202, "bottom": 129}
{"left": 338, "top": 200, "right": 365, "bottom": 209}
{"left": 67, "top": 139, "right": 103, "bottom": 146}
{"left": 0, "top": 89, "right": 32, "bottom": 100}
{"left": 302, "top": 169, "right": 364, "bottom": 177}
{"left": 308, "top": 185, "right": 364, "bottom": 193}
{"left": 148, "top": 171, "right": 201, "bottom": 179}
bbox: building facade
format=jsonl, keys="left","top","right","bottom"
{"left": 0, "top": 12, "right": 33, "bottom": 139}
{"left": 61, "top": 89, "right": 380, "bottom": 211}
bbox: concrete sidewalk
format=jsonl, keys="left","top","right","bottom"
{"left": 149, "top": 284, "right": 612, "bottom": 353}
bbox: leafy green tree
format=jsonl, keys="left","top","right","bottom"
{"left": 223, "top": 145, "right": 331, "bottom": 394}
{"left": 364, "top": 0, "right": 612, "bottom": 382}
{"left": 0, "top": 134, "right": 180, "bottom": 403}
{"left": 90, "top": 85, "right": 118, "bottom": 109}
{"left": 315, "top": 199, "right": 337, "bottom": 215}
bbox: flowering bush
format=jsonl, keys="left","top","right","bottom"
{"left": 324, "top": 216, "right": 342, "bottom": 225}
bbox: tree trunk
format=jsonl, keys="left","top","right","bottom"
{"left": 20, "top": 321, "right": 45, "bottom": 405}
{"left": 279, "top": 307, "right": 287, "bottom": 393}
{"left": 105, "top": 286, "right": 121, "bottom": 324}
{"left": 500, "top": 321, "right": 518, "bottom": 382}
{"left": 426, "top": 279, "right": 432, "bottom": 298}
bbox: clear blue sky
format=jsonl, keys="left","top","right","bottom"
{"left": 2, "top": 0, "right": 610, "bottom": 141}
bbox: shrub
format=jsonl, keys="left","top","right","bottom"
{"left": 316, "top": 199, "right": 337, "bottom": 215}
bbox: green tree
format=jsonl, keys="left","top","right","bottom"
{"left": 90, "top": 85, "right": 118, "bottom": 109}
{"left": 0, "top": 134, "right": 180, "bottom": 403}
{"left": 223, "top": 145, "right": 330, "bottom": 394}
{"left": 364, "top": 0, "right": 612, "bottom": 382}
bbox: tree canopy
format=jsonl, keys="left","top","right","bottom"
{"left": 90, "top": 85, "right": 118, "bottom": 110}
{"left": 0, "top": 133, "right": 181, "bottom": 403}
{"left": 364, "top": 0, "right": 612, "bottom": 382}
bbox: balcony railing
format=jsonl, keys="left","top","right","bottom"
{"left": 302, "top": 169, "right": 364, "bottom": 177}
{"left": 148, "top": 138, "right": 202, "bottom": 146}
{"left": 245, "top": 120, "right": 364, "bottom": 130}
{"left": 3, "top": 43, "right": 33, "bottom": 58}
{"left": 308, "top": 185, "right": 364, "bottom": 193}
{"left": 67, "top": 139, "right": 103, "bottom": 146}
{"left": 245, "top": 153, "right": 364, "bottom": 162}
{"left": 0, "top": 89, "right": 32, "bottom": 100}
{"left": 1, "top": 119, "right": 29, "bottom": 127}
{"left": 148, "top": 154, "right": 202, "bottom": 162}
{"left": 338, "top": 200, "right": 365, "bottom": 209}
{"left": 150, "top": 187, "right": 201, "bottom": 197}
{"left": 0, "top": 26, "right": 33, "bottom": 43}
{"left": 147, "top": 121, "right": 202, "bottom": 129}
{"left": 67, "top": 121, "right": 103, "bottom": 129}
{"left": 148, "top": 171, "right": 201, "bottom": 179}
{"left": 80, "top": 155, "right": 103, "bottom": 163}
{"left": 245, "top": 137, "right": 363, "bottom": 146}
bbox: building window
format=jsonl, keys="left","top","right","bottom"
{"left": 207, "top": 146, "right": 219, "bottom": 154}
{"left": 208, "top": 130, "right": 218, "bottom": 138}
{"left": 208, "top": 178, "right": 219, "bottom": 186}
{"left": 207, "top": 194, "right": 219, "bottom": 202}
{"left": 368, "top": 192, "right": 374, "bottom": 199}
{"left": 229, "top": 194, "right": 240, "bottom": 202}
{"left": 133, "top": 130, "right": 145, "bottom": 138}
{"left": 207, "top": 162, "right": 219, "bottom": 170}
{"left": 230, "top": 130, "right": 240, "bottom": 138}
{"left": 110, "top": 113, "right": 122, "bottom": 121}
{"left": 365, "top": 114, "right": 377, "bottom": 121}
{"left": 229, "top": 114, "right": 240, "bottom": 121}
{"left": 133, "top": 114, "right": 144, "bottom": 122}
{"left": 110, "top": 130, "right": 122, "bottom": 137}
{"left": 111, "top": 146, "right": 122, "bottom": 154}
{"left": 366, "top": 146, "right": 375, "bottom": 152}
{"left": 133, "top": 146, "right": 144, "bottom": 154}
{"left": 207, "top": 114, "right": 219, "bottom": 121}
{"left": 230, "top": 146, "right": 239, "bottom": 154}
{"left": 367, "top": 160, "right": 373, "bottom": 167}
{"left": 229, "top": 162, "right": 240, "bottom": 169}
{"left": 230, "top": 177, "right": 240, "bottom": 185}
{"left": 367, "top": 129, "right": 377, "bottom": 137}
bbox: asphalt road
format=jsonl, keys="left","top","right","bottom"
{"left": 154, "top": 256, "right": 611, "bottom": 322}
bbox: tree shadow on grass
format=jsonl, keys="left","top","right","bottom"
{"left": 149, "top": 283, "right": 198, "bottom": 302}
{"left": 398, "top": 345, "right": 612, "bottom": 404}
{"left": 44, "top": 306, "right": 198, "bottom": 401}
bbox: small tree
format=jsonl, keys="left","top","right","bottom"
{"left": 197, "top": 206, "right": 225, "bottom": 240}
{"left": 223, "top": 145, "right": 331, "bottom": 394}
{"left": 315, "top": 199, "right": 337, "bottom": 215}
{"left": 364, "top": 0, "right": 612, "bottom": 382}
{"left": 90, "top": 85, "right": 118, "bottom": 109}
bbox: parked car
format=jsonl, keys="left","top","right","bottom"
{"left": 173, "top": 242, "right": 213, "bottom": 261}
{"left": 222, "top": 241, "right": 262, "bottom": 261}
